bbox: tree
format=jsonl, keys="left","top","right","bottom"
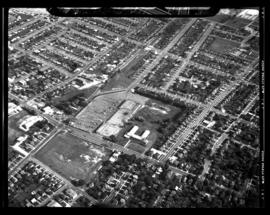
{"left": 24, "top": 107, "right": 36, "bottom": 115}
{"left": 63, "top": 118, "right": 71, "bottom": 125}
{"left": 109, "top": 135, "right": 117, "bottom": 142}
{"left": 71, "top": 179, "right": 85, "bottom": 187}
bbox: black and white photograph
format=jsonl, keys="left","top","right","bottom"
{"left": 4, "top": 6, "right": 266, "bottom": 208}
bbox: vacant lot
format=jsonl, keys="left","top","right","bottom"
{"left": 35, "top": 131, "right": 111, "bottom": 181}
{"left": 209, "top": 37, "right": 240, "bottom": 53}
{"left": 126, "top": 141, "right": 146, "bottom": 154}
{"left": 225, "top": 17, "right": 251, "bottom": 29}
{"left": 206, "top": 14, "right": 231, "bottom": 23}
{"left": 101, "top": 50, "right": 147, "bottom": 92}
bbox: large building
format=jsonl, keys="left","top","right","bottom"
{"left": 97, "top": 100, "right": 141, "bottom": 137}
{"left": 8, "top": 102, "right": 22, "bottom": 116}
{"left": 19, "top": 115, "right": 44, "bottom": 132}
{"left": 237, "top": 9, "right": 259, "bottom": 20}
{"left": 124, "top": 125, "right": 150, "bottom": 144}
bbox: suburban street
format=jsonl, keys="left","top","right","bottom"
{"left": 8, "top": 10, "right": 262, "bottom": 208}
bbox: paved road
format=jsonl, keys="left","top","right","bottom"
{"left": 30, "top": 157, "right": 98, "bottom": 205}
{"left": 8, "top": 15, "right": 260, "bottom": 207}
{"left": 157, "top": 55, "right": 259, "bottom": 161}
{"left": 12, "top": 17, "right": 66, "bottom": 47}
{"left": 8, "top": 92, "right": 61, "bottom": 127}
{"left": 9, "top": 21, "right": 154, "bottom": 184}
{"left": 169, "top": 166, "right": 195, "bottom": 177}
{"left": 210, "top": 61, "right": 259, "bottom": 155}
{"left": 124, "top": 20, "right": 197, "bottom": 94}
{"left": 9, "top": 16, "right": 46, "bottom": 34}
{"left": 94, "top": 17, "right": 133, "bottom": 31}
{"left": 64, "top": 27, "right": 113, "bottom": 47}
{"left": 45, "top": 45, "right": 89, "bottom": 65}
{"left": 10, "top": 15, "right": 144, "bottom": 107}
{"left": 159, "top": 80, "right": 239, "bottom": 162}
{"left": 60, "top": 37, "right": 100, "bottom": 55}
{"left": 188, "top": 60, "right": 232, "bottom": 78}
{"left": 163, "top": 22, "right": 215, "bottom": 91}
{"left": 12, "top": 36, "right": 124, "bottom": 103}
{"left": 102, "top": 172, "right": 127, "bottom": 203}
{"left": 8, "top": 127, "right": 61, "bottom": 176}
{"left": 37, "top": 184, "right": 68, "bottom": 207}
{"left": 137, "top": 84, "right": 206, "bottom": 108}
{"left": 66, "top": 126, "right": 167, "bottom": 168}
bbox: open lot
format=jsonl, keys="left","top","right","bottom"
{"left": 225, "top": 17, "right": 252, "bottom": 29}
{"left": 134, "top": 99, "right": 181, "bottom": 130}
{"left": 207, "top": 15, "right": 251, "bottom": 28}
{"left": 126, "top": 141, "right": 146, "bottom": 154}
{"left": 208, "top": 37, "right": 240, "bottom": 53}
{"left": 206, "top": 14, "right": 231, "bottom": 23}
{"left": 101, "top": 50, "right": 147, "bottom": 92}
{"left": 114, "top": 97, "right": 187, "bottom": 150}
{"left": 34, "top": 131, "right": 111, "bottom": 181}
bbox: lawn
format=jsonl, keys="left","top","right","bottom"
{"left": 225, "top": 17, "right": 252, "bottom": 29}
{"left": 206, "top": 14, "right": 231, "bottom": 23}
{"left": 101, "top": 50, "right": 147, "bottom": 92}
{"left": 35, "top": 132, "right": 111, "bottom": 182}
{"left": 126, "top": 141, "right": 146, "bottom": 154}
{"left": 207, "top": 15, "right": 252, "bottom": 28}
{"left": 133, "top": 98, "right": 181, "bottom": 131}
{"left": 101, "top": 72, "right": 133, "bottom": 92}
{"left": 115, "top": 98, "right": 184, "bottom": 150}
{"left": 209, "top": 37, "right": 240, "bottom": 53}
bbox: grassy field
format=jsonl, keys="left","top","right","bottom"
{"left": 101, "top": 50, "right": 147, "bottom": 92}
{"left": 101, "top": 72, "right": 133, "bottom": 92}
{"left": 35, "top": 131, "right": 111, "bottom": 181}
{"left": 209, "top": 37, "right": 240, "bottom": 53}
{"left": 206, "top": 14, "right": 231, "bottom": 23}
{"left": 133, "top": 99, "right": 181, "bottom": 130}
{"left": 126, "top": 141, "right": 146, "bottom": 154}
{"left": 115, "top": 98, "right": 182, "bottom": 150}
{"left": 207, "top": 14, "right": 252, "bottom": 28}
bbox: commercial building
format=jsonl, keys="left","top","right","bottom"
{"left": 237, "top": 9, "right": 259, "bottom": 20}
{"left": 19, "top": 115, "right": 44, "bottom": 132}
{"left": 43, "top": 106, "right": 54, "bottom": 115}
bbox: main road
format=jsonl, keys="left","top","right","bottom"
{"left": 163, "top": 22, "right": 215, "bottom": 91}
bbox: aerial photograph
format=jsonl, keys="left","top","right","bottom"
{"left": 8, "top": 7, "right": 262, "bottom": 208}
